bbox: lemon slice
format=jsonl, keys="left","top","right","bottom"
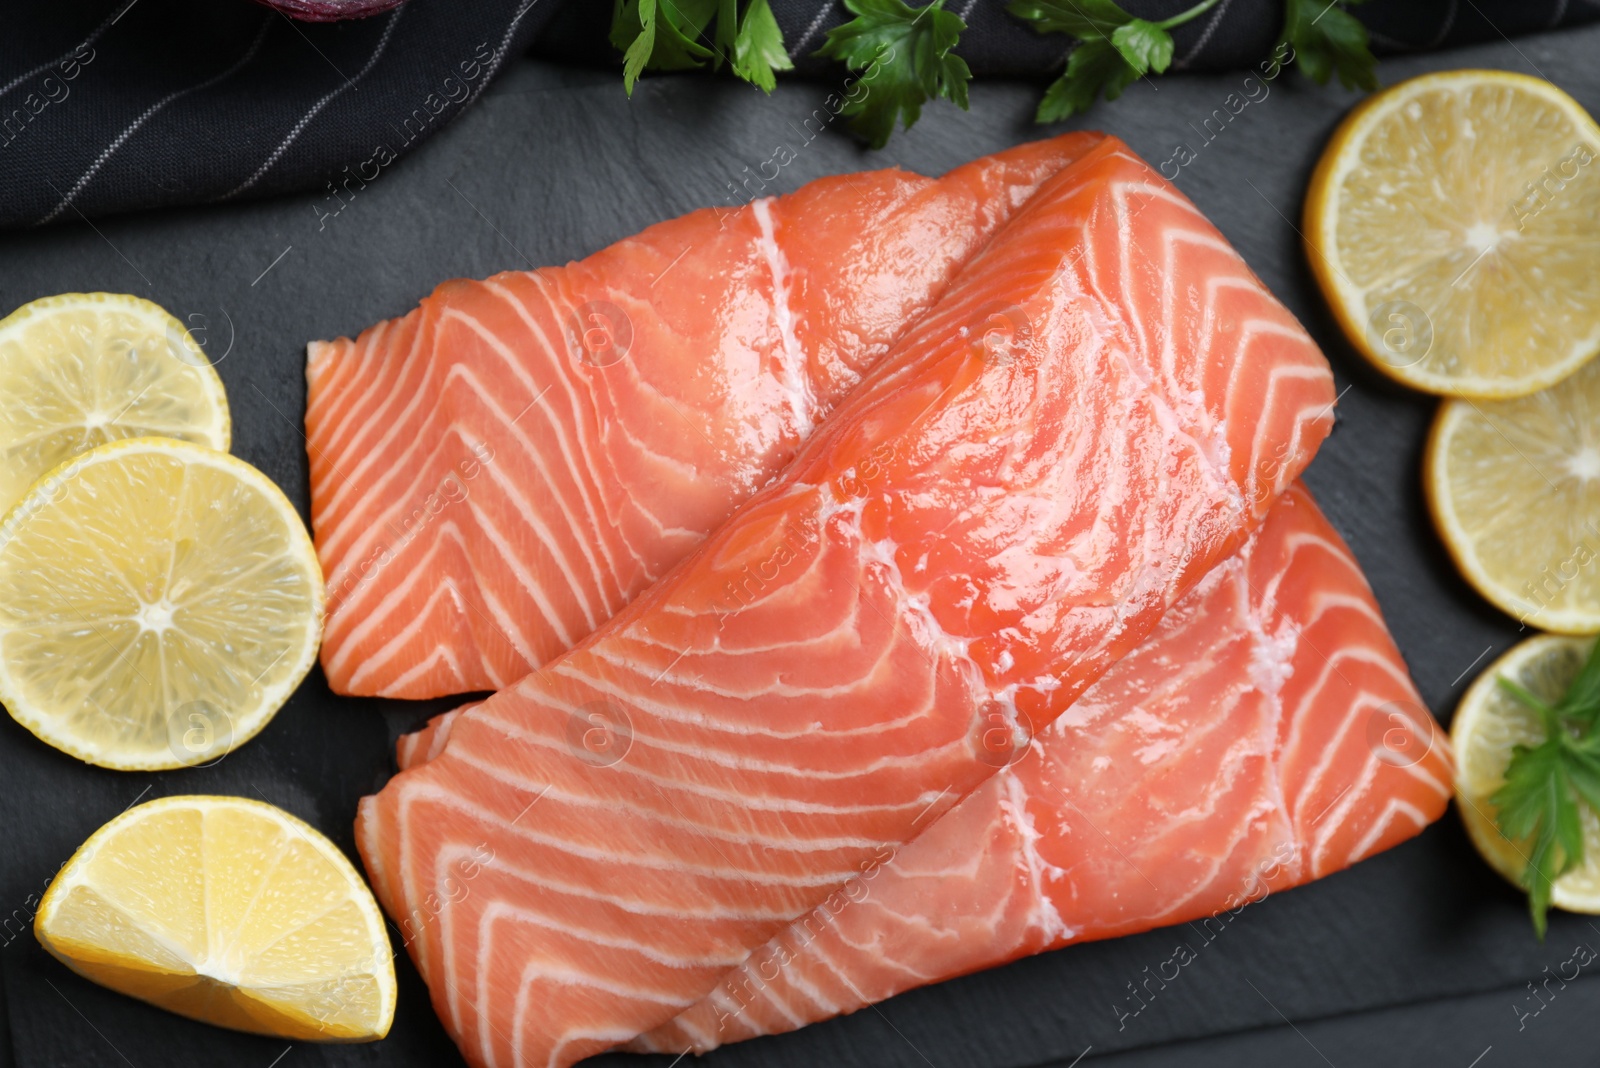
{"left": 0, "top": 438, "right": 323, "bottom": 770}
{"left": 1305, "top": 70, "right": 1600, "bottom": 398}
{"left": 1425, "top": 355, "right": 1600, "bottom": 632}
{"left": 35, "top": 795, "right": 396, "bottom": 1041}
{"left": 0, "top": 293, "right": 230, "bottom": 515}
{"left": 1453, "top": 635, "right": 1600, "bottom": 914}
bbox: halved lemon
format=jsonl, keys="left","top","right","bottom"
{"left": 1425, "top": 355, "right": 1600, "bottom": 632}
{"left": 1306, "top": 70, "right": 1600, "bottom": 398}
{"left": 0, "top": 293, "right": 230, "bottom": 515}
{"left": 35, "top": 795, "right": 396, "bottom": 1041}
{"left": 1453, "top": 635, "right": 1600, "bottom": 914}
{"left": 0, "top": 438, "right": 323, "bottom": 770}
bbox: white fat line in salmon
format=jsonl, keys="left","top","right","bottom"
{"left": 393, "top": 841, "right": 498, "bottom": 952}
{"left": 326, "top": 440, "right": 497, "bottom": 618}
{"left": 1251, "top": 384, "right": 1351, "bottom": 511}
{"left": 1248, "top": 437, "right": 1297, "bottom": 512}
{"left": 1156, "top": 41, "right": 1294, "bottom": 183}
{"left": 710, "top": 842, "right": 901, "bottom": 1037}
{"left": 709, "top": 515, "right": 814, "bottom": 623}
{"left": 1110, "top": 837, "right": 1297, "bottom": 1033}
{"left": 709, "top": 443, "right": 898, "bottom": 623}
{"left": 751, "top": 199, "right": 814, "bottom": 436}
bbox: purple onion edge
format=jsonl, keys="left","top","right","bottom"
{"left": 252, "top": 0, "right": 406, "bottom": 22}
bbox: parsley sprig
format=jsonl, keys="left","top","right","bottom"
{"left": 816, "top": 0, "right": 972, "bottom": 150}
{"left": 1493, "top": 640, "right": 1600, "bottom": 938}
{"left": 1279, "top": 0, "right": 1378, "bottom": 91}
{"left": 611, "top": 0, "right": 1386, "bottom": 147}
{"left": 611, "top": 0, "right": 793, "bottom": 95}
{"left": 1007, "top": 0, "right": 1221, "bottom": 122}
{"left": 1010, "top": 0, "right": 1380, "bottom": 123}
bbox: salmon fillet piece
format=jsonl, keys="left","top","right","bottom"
{"left": 354, "top": 137, "right": 1334, "bottom": 1068}
{"left": 629, "top": 483, "right": 1453, "bottom": 1054}
{"left": 395, "top": 702, "right": 474, "bottom": 770}
{"left": 306, "top": 133, "right": 1104, "bottom": 698}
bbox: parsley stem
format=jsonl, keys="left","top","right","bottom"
{"left": 1499, "top": 675, "right": 1560, "bottom": 731}
{"left": 1155, "top": 0, "right": 1224, "bottom": 31}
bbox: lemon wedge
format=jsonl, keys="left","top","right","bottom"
{"left": 1453, "top": 635, "right": 1600, "bottom": 914}
{"left": 0, "top": 293, "right": 230, "bottom": 515}
{"left": 1305, "top": 69, "right": 1600, "bottom": 398}
{"left": 34, "top": 795, "right": 396, "bottom": 1041}
{"left": 1426, "top": 355, "right": 1600, "bottom": 632}
{"left": 0, "top": 438, "right": 323, "bottom": 770}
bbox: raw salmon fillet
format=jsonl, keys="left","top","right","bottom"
{"left": 631, "top": 483, "right": 1453, "bottom": 1054}
{"left": 395, "top": 702, "right": 473, "bottom": 770}
{"left": 355, "top": 137, "right": 1334, "bottom": 1068}
{"left": 306, "top": 133, "right": 1104, "bottom": 698}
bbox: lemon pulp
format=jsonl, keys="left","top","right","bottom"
{"left": 0, "top": 293, "right": 229, "bottom": 514}
{"left": 1426, "top": 355, "right": 1600, "bottom": 632}
{"left": 0, "top": 438, "right": 323, "bottom": 770}
{"left": 1306, "top": 70, "right": 1600, "bottom": 397}
{"left": 34, "top": 795, "right": 395, "bottom": 1041}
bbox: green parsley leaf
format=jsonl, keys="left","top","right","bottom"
{"left": 1033, "top": 38, "right": 1139, "bottom": 123}
{"left": 1009, "top": 0, "right": 1219, "bottom": 123}
{"left": 1004, "top": 0, "right": 1131, "bottom": 39}
{"left": 1557, "top": 638, "right": 1600, "bottom": 725}
{"left": 1110, "top": 19, "right": 1174, "bottom": 75}
{"left": 1492, "top": 639, "right": 1600, "bottom": 937}
{"left": 615, "top": 0, "right": 658, "bottom": 95}
{"left": 612, "top": 0, "right": 791, "bottom": 96}
{"left": 613, "top": 0, "right": 714, "bottom": 94}
{"left": 1279, "top": 0, "right": 1379, "bottom": 92}
{"left": 816, "top": 0, "right": 972, "bottom": 150}
{"left": 1563, "top": 733, "right": 1600, "bottom": 815}
{"left": 726, "top": 0, "right": 792, "bottom": 93}
{"left": 1497, "top": 674, "right": 1557, "bottom": 725}
{"left": 1492, "top": 737, "right": 1581, "bottom": 939}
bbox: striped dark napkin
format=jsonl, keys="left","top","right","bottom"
{"left": 0, "top": 0, "right": 1594, "bottom": 229}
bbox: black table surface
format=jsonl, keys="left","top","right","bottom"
{"left": 2, "top": 23, "right": 1598, "bottom": 1068}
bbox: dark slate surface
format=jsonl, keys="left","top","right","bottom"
{"left": 1, "top": 24, "right": 1596, "bottom": 1068}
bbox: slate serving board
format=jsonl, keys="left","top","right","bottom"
{"left": 2, "top": 23, "right": 1597, "bottom": 1068}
